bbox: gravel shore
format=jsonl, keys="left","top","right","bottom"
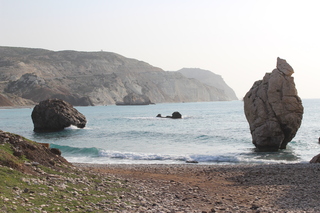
{"left": 74, "top": 163, "right": 320, "bottom": 213}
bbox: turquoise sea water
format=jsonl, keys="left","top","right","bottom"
{"left": 1, "top": 100, "right": 319, "bottom": 165}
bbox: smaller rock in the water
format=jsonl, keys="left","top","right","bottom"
{"left": 156, "top": 111, "right": 182, "bottom": 119}
{"left": 31, "top": 99, "right": 87, "bottom": 132}
{"left": 171, "top": 111, "right": 182, "bottom": 119}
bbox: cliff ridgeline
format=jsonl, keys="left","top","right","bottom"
{"left": 0, "top": 46, "right": 237, "bottom": 106}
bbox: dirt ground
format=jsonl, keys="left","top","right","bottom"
{"left": 76, "top": 163, "right": 320, "bottom": 212}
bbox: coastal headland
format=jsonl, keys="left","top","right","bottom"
{"left": 0, "top": 46, "right": 237, "bottom": 107}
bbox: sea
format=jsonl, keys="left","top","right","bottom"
{"left": 1, "top": 99, "right": 319, "bottom": 165}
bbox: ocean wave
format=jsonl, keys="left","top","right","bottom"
{"left": 98, "top": 150, "right": 240, "bottom": 163}
{"left": 51, "top": 146, "right": 243, "bottom": 164}
{"left": 65, "top": 125, "right": 81, "bottom": 129}
{"left": 99, "top": 150, "right": 187, "bottom": 161}
{"left": 189, "top": 154, "right": 240, "bottom": 163}
{"left": 50, "top": 144, "right": 100, "bottom": 157}
{"left": 48, "top": 145, "right": 302, "bottom": 165}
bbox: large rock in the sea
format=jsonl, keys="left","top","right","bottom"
{"left": 31, "top": 99, "right": 87, "bottom": 132}
{"left": 243, "top": 57, "right": 303, "bottom": 151}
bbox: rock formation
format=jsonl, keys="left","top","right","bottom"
{"left": 171, "top": 111, "right": 182, "bottom": 119}
{"left": 31, "top": 99, "right": 87, "bottom": 132}
{"left": 156, "top": 111, "right": 182, "bottom": 119}
{"left": 0, "top": 46, "right": 238, "bottom": 106}
{"left": 310, "top": 154, "right": 320, "bottom": 163}
{"left": 243, "top": 57, "right": 303, "bottom": 151}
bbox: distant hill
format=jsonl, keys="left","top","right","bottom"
{"left": 178, "top": 68, "right": 238, "bottom": 100}
{"left": 0, "top": 93, "right": 13, "bottom": 106}
{"left": 0, "top": 46, "right": 238, "bottom": 106}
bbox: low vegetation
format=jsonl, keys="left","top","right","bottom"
{"left": 0, "top": 130, "right": 131, "bottom": 212}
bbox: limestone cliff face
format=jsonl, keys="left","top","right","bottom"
{"left": 0, "top": 46, "right": 237, "bottom": 106}
{"left": 177, "top": 68, "right": 238, "bottom": 100}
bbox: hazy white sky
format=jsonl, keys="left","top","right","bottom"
{"left": 1, "top": 0, "right": 320, "bottom": 99}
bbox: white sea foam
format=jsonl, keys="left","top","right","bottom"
{"left": 94, "top": 150, "right": 244, "bottom": 164}
{"left": 99, "top": 150, "right": 188, "bottom": 161}
{"left": 65, "top": 125, "right": 79, "bottom": 129}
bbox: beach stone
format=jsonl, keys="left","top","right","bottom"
{"left": 310, "top": 153, "right": 320, "bottom": 163}
{"left": 31, "top": 99, "right": 87, "bottom": 132}
{"left": 243, "top": 57, "right": 303, "bottom": 151}
{"left": 50, "top": 148, "right": 62, "bottom": 156}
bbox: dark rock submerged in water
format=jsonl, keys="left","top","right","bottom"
{"left": 243, "top": 57, "right": 303, "bottom": 151}
{"left": 31, "top": 99, "right": 87, "bottom": 133}
{"left": 171, "top": 111, "right": 182, "bottom": 119}
{"left": 156, "top": 111, "right": 182, "bottom": 119}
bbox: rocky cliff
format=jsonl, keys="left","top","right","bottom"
{"left": 178, "top": 68, "right": 238, "bottom": 100}
{"left": 0, "top": 46, "right": 237, "bottom": 106}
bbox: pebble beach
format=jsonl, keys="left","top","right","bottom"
{"left": 74, "top": 163, "right": 320, "bottom": 213}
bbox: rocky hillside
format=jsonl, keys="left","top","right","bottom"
{"left": 0, "top": 46, "right": 237, "bottom": 106}
{"left": 0, "top": 130, "right": 71, "bottom": 174}
{"left": 178, "top": 68, "right": 238, "bottom": 100}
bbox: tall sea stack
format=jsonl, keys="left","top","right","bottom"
{"left": 244, "top": 57, "right": 303, "bottom": 151}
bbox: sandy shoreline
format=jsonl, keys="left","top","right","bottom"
{"left": 73, "top": 163, "right": 320, "bottom": 212}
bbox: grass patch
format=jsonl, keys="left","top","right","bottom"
{"left": 0, "top": 141, "right": 30, "bottom": 170}
{"left": 0, "top": 131, "right": 132, "bottom": 212}
{"left": 0, "top": 142, "right": 14, "bottom": 154}
{"left": 0, "top": 165, "right": 129, "bottom": 212}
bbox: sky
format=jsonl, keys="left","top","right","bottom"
{"left": 1, "top": 0, "right": 320, "bottom": 99}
